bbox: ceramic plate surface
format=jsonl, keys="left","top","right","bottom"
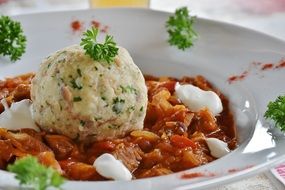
{"left": 0, "top": 8, "right": 285, "bottom": 190}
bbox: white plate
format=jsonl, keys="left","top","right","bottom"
{"left": 0, "top": 8, "right": 285, "bottom": 190}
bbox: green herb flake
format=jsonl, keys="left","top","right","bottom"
{"left": 108, "top": 125, "right": 120, "bottom": 129}
{"left": 7, "top": 155, "right": 65, "bottom": 190}
{"left": 112, "top": 97, "right": 125, "bottom": 114}
{"left": 77, "top": 68, "right": 82, "bottom": 77}
{"left": 120, "top": 85, "right": 137, "bottom": 94}
{"left": 94, "top": 116, "right": 102, "bottom": 121}
{"left": 264, "top": 95, "right": 285, "bottom": 132}
{"left": 140, "top": 106, "right": 144, "bottom": 112}
{"left": 59, "top": 78, "right": 64, "bottom": 83}
{"left": 73, "top": 96, "right": 82, "bottom": 102}
{"left": 166, "top": 7, "right": 197, "bottom": 50}
{"left": 127, "top": 106, "right": 135, "bottom": 113}
{"left": 80, "top": 120, "right": 86, "bottom": 126}
{"left": 57, "top": 58, "right": 66, "bottom": 64}
{"left": 70, "top": 78, "right": 83, "bottom": 90}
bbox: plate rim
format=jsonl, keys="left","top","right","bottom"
{"left": 1, "top": 8, "right": 284, "bottom": 189}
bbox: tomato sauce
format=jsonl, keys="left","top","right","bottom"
{"left": 0, "top": 73, "right": 237, "bottom": 180}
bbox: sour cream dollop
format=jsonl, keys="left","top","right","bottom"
{"left": 93, "top": 153, "right": 132, "bottom": 180}
{"left": 175, "top": 83, "right": 223, "bottom": 115}
{"left": 0, "top": 99, "right": 39, "bottom": 131}
{"left": 205, "top": 138, "right": 230, "bottom": 158}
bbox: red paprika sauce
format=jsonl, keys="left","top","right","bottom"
{"left": 71, "top": 20, "right": 83, "bottom": 32}
{"left": 0, "top": 73, "right": 237, "bottom": 180}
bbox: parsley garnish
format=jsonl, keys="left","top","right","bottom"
{"left": 166, "top": 7, "right": 197, "bottom": 50}
{"left": 0, "top": 15, "right": 27, "bottom": 61}
{"left": 264, "top": 95, "right": 285, "bottom": 132}
{"left": 80, "top": 27, "right": 118, "bottom": 63}
{"left": 7, "top": 156, "right": 65, "bottom": 190}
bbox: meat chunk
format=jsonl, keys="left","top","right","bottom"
{"left": 44, "top": 135, "right": 76, "bottom": 160}
{"left": 0, "top": 128, "right": 51, "bottom": 168}
{"left": 9, "top": 132, "right": 50, "bottom": 154}
{"left": 136, "top": 165, "right": 173, "bottom": 178}
{"left": 59, "top": 160, "right": 104, "bottom": 181}
{"left": 37, "top": 151, "right": 62, "bottom": 174}
{"left": 12, "top": 84, "right": 31, "bottom": 101}
{"left": 0, "top": 140, "right": 22, "bottom": 169}
{"left": 112, "top": 143, "right": 143, "bottom": 172}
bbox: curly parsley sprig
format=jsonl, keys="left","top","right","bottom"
{"left": 8, "top": 155, "right": 65, "bottom": 190}
{"left": 166, "top": 7, "right": 197, "bottom": 50}
{"left": 80, "top": 27, "right": 118, "bottom": 63}
{"left": 264, "top": 95, "right": 285, "bottom": 132}
{"left": 0, "top": 15, "right": 27, "bottom": 61}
